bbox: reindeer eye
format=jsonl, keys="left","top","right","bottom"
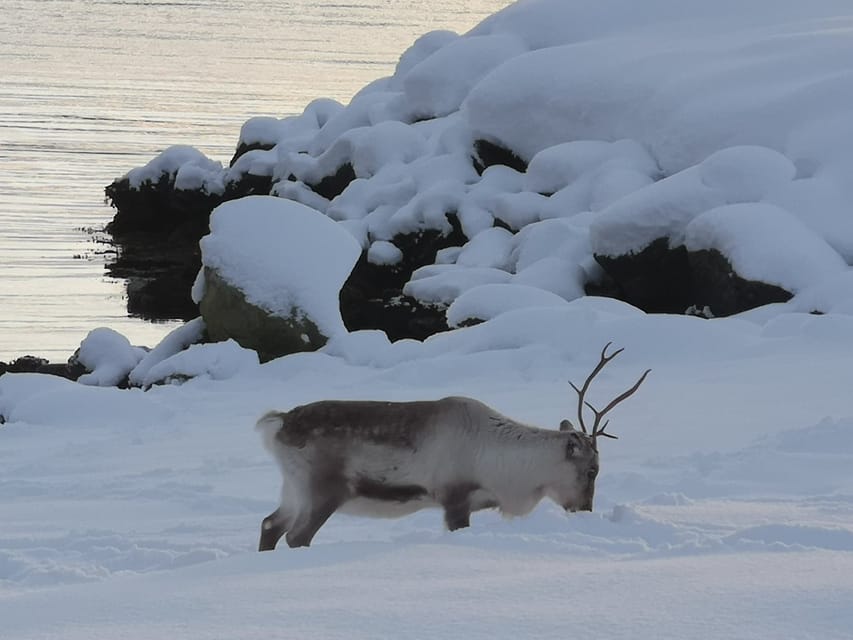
{"left": 587, "top": 467, "right": 599, "bottom": 479}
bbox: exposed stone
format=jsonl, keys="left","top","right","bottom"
{"left": 473, "top": 139, "right": 528, "bottom": 175}
{"left": 199, "top": 267, "right": 326, "bottom": 362}
{"left": 308, "top": 163, "right": 356, "bottom": 201}
{"left": 0, "top": 355, "right": 86, "bottom": 381}
{"left": 688, "top": 248, "right": 793, "bottom": 316}
{"left": 230, "top": 141, "right": 275, "bottom": 167}
{"left": 340, "top": 213, "right": 466, "bottom": 340}
{"left": 594, "top": 238, "right": 693, "bottom": 314}
{"left": 105, "top": 175, "right": 222, "bottom": 237}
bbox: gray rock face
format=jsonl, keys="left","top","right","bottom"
{"left": 199, "top": 267, "right": 326, "bottom": 362}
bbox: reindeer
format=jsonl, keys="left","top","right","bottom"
{"left": 256, "top": 343, "right": 650, "bottom": 551}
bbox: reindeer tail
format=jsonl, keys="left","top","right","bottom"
{"left": 255, "top": 410, "right": 285, "bottom": 453}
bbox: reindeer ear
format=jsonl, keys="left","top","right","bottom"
{"left": 559, "top": 419, "right": 574, "bottom": 432}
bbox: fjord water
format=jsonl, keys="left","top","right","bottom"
{"left": 0, "top": 0, "right": 508, "bottom": 361}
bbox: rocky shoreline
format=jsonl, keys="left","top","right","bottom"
{"left": 0, "top": 356, "right": 85, "bottom": 381}
{"left": 10, "top": 3, "right": 853, "bottom": 384}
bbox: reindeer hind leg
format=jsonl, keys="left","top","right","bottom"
{"left": 259, "top": 508, "right": 289, "bottom": 551}
{"left": 285, "top": 469, "right": 349, "bottom": 548}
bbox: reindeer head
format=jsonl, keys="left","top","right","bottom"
{"left": 557, "top": 342, "right": 651, "bottom": 511}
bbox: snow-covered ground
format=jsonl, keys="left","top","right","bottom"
{"left": 5, "top": 0, "right": 853, "bottom": 636}
{"left": 3, "top": 302, "right": 853, "bottom": 638}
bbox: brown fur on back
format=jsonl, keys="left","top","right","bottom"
{"left": 274, "top": 399, "right": 451, "bottom": 449}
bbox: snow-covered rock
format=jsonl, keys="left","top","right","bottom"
{"left": 124, "top": 145, "right": 225, "bottom": 193}
{"left": 197, "top": 196, "right": 361, "bottom": 360}
{"left": 685, "top": 203, "right": 847, "bottom": 315}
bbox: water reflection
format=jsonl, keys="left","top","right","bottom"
{"left": 0, "top": 0, "right": 510, "bottom": 361}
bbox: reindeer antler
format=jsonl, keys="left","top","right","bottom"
{"left": 568, "top": 342, "right": 651, "bottom": 444}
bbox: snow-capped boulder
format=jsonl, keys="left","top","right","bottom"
{"left": 589, "top": 146, "right": 801, "bottom": 313}
{"left": 196, "top": 196, "right": 361, "bottom": 361}
{"left": 685, "top": 203, "right": 847, "bottom": 316}
{"left": 106, "top": 146, "right": 226, "bottom": 236}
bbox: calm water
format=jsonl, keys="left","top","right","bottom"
{"left": 0, "top": 0, "right": 509, "bottom": 361}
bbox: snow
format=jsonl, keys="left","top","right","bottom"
{"left": 589, "top": 166, "right": 723, "bottom": 257}
{"left": 140, "top": 339, "right": 260, "bottom": 388}
{"left": 367, "top": 240, "right": 403, "bottom": 266}
{"left": 403, "top": 264, "right": 511, "bottom": 305}
{"left": 74, "top": 327, "right": 147, "bottom": 387}
{"left": 124, "top": 145, "right": 224, "bottom": 194}
{"left": 698, "top": 145, "right": 796, "bottom": 202}
{"left": 446, "top": 283, "right": 569, "bottom": 327}
{"left": 128, "top": 318, "right": 206, "bottom": 388}
{"left": 10, "top": 0, "right": 853, "bottom": 636}
{"left": 399, "top": 34, "right": 528, "bottom": 119}
{"left": 199, "top": 195, "right": 361, "bottom": 338}
{"left": 4, "top": 299, "right": 853, "bottom": 637}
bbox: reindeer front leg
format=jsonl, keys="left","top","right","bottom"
{"left": 440, "top": 483, "right": 479, "bottom": 531}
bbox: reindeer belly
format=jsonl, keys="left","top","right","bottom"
{"left": 339, "top": 475, "right": 437, "bottom": 517}
{"left": 338, "top": 494, "right": 437, "bottom": 518}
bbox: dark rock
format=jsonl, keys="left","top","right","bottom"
{"left": 105, "top": 175, "right": 222, "bottom": 237}
{"left": 340, "top": 213, "right": 466, "bottom": 340}
{"left": 339, "top": 289, "right": 449, "bottom": 342}
{"left": 199, "top": 267, "right": 326, "bottom": 362}
{"left": 688, "top": 248, "right": 792, "bottom": 316}
{"left": 104, "top": 170, "right": 273, "bottom": 321}
{"left": 225, "top": 171, "right": 274, "bottom": 200}
{"left": 307, "top": 163, "right": 356, "bottom": 201}
{"left": 473, "top": 139, "right": 528, "bottom": 175}
{"left": 0, "top": 355, "right": 86, "bottom": 381}
{"left": 230, "top": 141, "right": 275, "bottom": 167}
{"left": 594, "top": 238, "right": 694, "bottom": 314}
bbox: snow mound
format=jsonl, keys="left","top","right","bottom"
{"left": 128, "top": 318, "right": 207, "bottom": 388}
{"left": 403, "top": 265, "right": 511, "bottom": 305}
{"left": 141, "top": 339, "right": 260, "bottom": 387}
{"left": 74, "top": 328, "right": 147, "bottom": 387}
{"left": 400, "top": 34, "right": 528, "bottom": 119}
{"left": 447, "top": 283, "right": 570, "bottom": 327}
